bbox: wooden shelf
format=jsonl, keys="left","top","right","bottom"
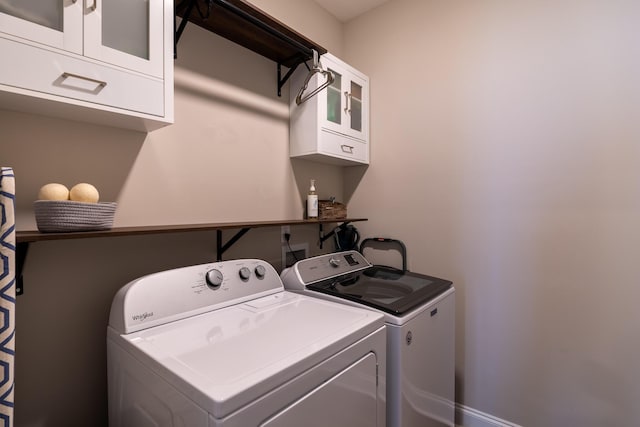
{"left": 15, "top": 218, "right": 367, "bottom": 295}
{"left": 175, "top": 0, "right": 327, "bottom": 68}
{"left": 16, "top": 218, "right": 366, "bottom": 243}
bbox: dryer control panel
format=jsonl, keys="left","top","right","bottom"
{"left": 109, "top": 259, "right": 282, "bottom": 334}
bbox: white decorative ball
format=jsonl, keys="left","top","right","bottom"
{"left": 69, "top": 183, "right": 100, "bottom": 203}
{"left": 38, "top": 183, "right": 70, "bottom": 201}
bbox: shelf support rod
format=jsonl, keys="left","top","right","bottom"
{"left": 216, "top": 228, "right": 251, "bottom": 261}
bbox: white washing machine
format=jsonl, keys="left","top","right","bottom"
{"left": 281, "top": 250, "right": 455, "bottom": 427}
{"left": 107, "top": 258, "right": 386, "bottom": 427}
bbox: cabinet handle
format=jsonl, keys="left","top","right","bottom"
{"left": 341, "top": 145, "right": 354, "bottom": 154}
{"left": 87, "top": 0, "right": 97, "bottom": 11}
{"left": 344, "top": 91, "right": 351, "bottom": 114}
{"left": 61, "top": 72, "right": 107, "bottom": 90}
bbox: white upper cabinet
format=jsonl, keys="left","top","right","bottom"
{"left": 0, "top": 0, "right": 173, "bottom": 131}
{"left": 290, "top": 53, "right": 370, "bottom": 166}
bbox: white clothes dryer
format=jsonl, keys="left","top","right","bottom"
{"left": 281, "top": 250, "right": 455, "bottom": 427}
{"left": 107, "top": 258, "right": 386, "bottom": 427}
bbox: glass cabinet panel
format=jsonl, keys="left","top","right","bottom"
{"left": 0, "top": 0, "right": 62, "bottom": 31}
{"left": 102, "top": 0, "right": 150, "bottom": 60}
{"left": 84, "top": 0, "right": 163, "bottom": 78}
{"left": 350, "top": 81, "right": 363, "bottom": 132}
{"left": 326, "top": 68, "right": 342, "bottom": 125}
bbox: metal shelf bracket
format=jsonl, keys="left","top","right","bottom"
{"left": 216, "top": 228, "right": 250, "bottom": 261}
{"left": 278, "top": 61, "right": 301, "bottom": 97}
{"left": 318, "top": 221, "right": 352, "bottom": 250}
{"left": 174, "top": 0, "right": 199, "bottom": 58}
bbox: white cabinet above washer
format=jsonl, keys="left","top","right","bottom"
{"left": 0, "top": 0, "right": 173, "bottom": 131}
{"left": 290, "top": 53, "right": 369, "bottom": 166}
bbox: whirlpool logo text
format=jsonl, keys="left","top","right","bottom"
{"left": 132, "top": 311, "right": 154, "bottom": 322}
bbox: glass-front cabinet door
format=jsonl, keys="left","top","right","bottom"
{"left": 0, "top": 0, "right": 162, "bottom": 78}
{"left": 326, "top": 68, "right": 343, "bottom": 128}
{"left": 347, "top": 78, "right": 365, "bottom": 139}
{"left": 0, "top": 0, "right": 82, "bottom": 53}
{"left": 84, "top": 0, "right": 164, "bottom": 78}
{"left": 321, "top": 56, "right": 369, "bottom": 143}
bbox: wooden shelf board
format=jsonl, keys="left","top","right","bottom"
{"left": 16, "top": 218, "right": 368, "bottom": 243}
{"left": 176, "top": 0, "right": 327, "bottom": 68}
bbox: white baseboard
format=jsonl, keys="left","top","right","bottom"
{"left": 455, "top": 404, "right": 522, "bottom": 427}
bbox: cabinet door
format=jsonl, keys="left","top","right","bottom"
{"left": 320, "top": 58, "right": 368, "bottom": 143}
{"left": 322, "top": 63, "right": 347, "bottom": 136}
{"left": 343, "top": 73, "right": 368, "bottom": 141}
{"left": 83, "top": 0, "right": 164, "bottom": 78}
{"left": 0, "top": 0, "right": 81, "bottom": 53}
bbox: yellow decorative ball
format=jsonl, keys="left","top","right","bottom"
{"left": 38, "top": 183, "right": 70, "bottom": 201}
{"left": 69, "top": 183, "right": 100, "bottom": 203}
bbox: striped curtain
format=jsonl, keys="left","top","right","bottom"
{"left": 0, "top": 167, "right": 16, "bottom": 427}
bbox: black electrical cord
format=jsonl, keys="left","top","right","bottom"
{"left": 285, "top": 233, "right": 300, "bottom": 262}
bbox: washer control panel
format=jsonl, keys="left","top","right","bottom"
{"left": 110, "top": 259, "right": 281, "bottom": 334}
{"left": 281, "top": 250, "right": 372, "bottom": 287}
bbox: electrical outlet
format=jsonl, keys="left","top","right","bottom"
{"left": 281, "top": 226, "right": 290, "bottom": 243}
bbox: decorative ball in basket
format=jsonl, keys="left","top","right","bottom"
{"left": 34, "top": 183, "right": 116, "bottom": 233}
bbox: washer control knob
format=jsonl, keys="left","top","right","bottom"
{"left": 254, "top": 265, "right": 266, "bottom": 278}
{"left": 329, "top": 257, "right": 341, "bottom": 268}
{"left": 205, "top": 269, "right": 223, "bottom": 289}
{"left": 239, "top": 267, "right": 251, "bottom": 281}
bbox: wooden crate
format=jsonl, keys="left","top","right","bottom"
{"left": 318, "top": 200, "right": 347, "bottom": 220}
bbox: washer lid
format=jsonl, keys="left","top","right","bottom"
{"left": 308, "top": 266, "right": 452, "bottom": 316}
{"left": 281, "top": 251, "right": 452, "bottom": 317}
{"left": 112, "top": 291, "right": 383, "bottom": 419}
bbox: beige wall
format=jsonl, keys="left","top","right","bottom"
{"left": 1, "top": 2, "right": 344, "bottom": 425}
{"left": 345, "top": 0, "right": 640, "bottom": 425}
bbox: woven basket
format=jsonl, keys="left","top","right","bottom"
{"left": 319, "top": 200, "right": 347, "bottom": 220}
{"left": 34, "top": 200, "right": 116, "bottom": 233}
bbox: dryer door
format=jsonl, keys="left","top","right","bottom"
{"left": 261, "top": 352, "right": 379, "bottom": 427}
